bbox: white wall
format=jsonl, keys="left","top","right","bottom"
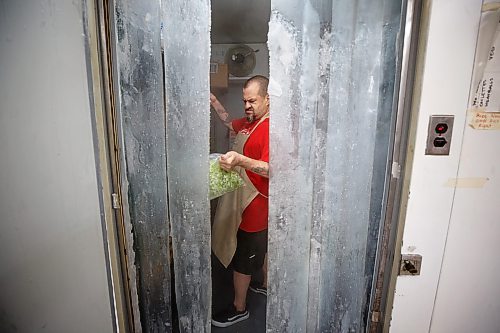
{"left": 390, "top": 0, "right": 500, "bottom": 332}
{"left": 0, "top": 1, "right": 115, "bottom": 332}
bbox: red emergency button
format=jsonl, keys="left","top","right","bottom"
{"left": 435, "top": 123, "right": 448, "bottom": 134}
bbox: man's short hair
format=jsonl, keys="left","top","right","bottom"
{"left": 244, "top": 75, "right": 269, "bottom": 97}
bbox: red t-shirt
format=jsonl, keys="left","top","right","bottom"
{"left": 232, "top": 117, "right": 269, "bottom": 232}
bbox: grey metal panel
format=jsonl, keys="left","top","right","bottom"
{"left": 113, "top": 0, "right": 172, "bottom": 331}
{"left": 267, "top": 0, "right": 403, "bottom": 332}
{"left": 211, "top": 0, "right": 270, "bottom": 43}
{"left": 0, "top": 0, "right": 115, "bottom": 332}
{"left": 162, "top": 1, "right": 212, "bottom": 332}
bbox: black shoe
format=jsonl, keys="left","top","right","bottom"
{"left": 249, "top": 281, "right": 267, "bottom": 296}
{"left": 212, "top": 305, "right": 249, "bottom": 328}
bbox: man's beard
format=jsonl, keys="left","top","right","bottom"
{"left": 246, "top": 115, "right": 254, "bottom": 122}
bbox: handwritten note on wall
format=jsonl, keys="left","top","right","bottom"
{"left": 469, "top": 110, "right": 500, "bottom": 129}
{"left": 468, "top": 6, "right": 500, "bottom": 130}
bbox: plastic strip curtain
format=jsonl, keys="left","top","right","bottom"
{"left": 267, "top": 0, "right": 403, "bottom": 331}
{"left": 113, "top": 0, "right": 172, "bottom": 331}
{"left": 162, "top": 0, "right": 212, "bottom": 332}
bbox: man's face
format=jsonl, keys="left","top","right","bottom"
{"left": 242, "top": 82, "right": 269, "bottom": 122}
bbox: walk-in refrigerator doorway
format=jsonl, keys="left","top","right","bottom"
{"left": 92, "top": 0, "right": 422, "bottom": 331}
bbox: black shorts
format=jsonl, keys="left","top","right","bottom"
{"left": 231, "top": 229, "right": 268, "bottom": 275}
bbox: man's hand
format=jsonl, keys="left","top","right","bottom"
{"left": 219, "top": 151, "right": 241, "bottom": 171}
{"left": 219, "top": 151, "right": 269, "bottom": 178}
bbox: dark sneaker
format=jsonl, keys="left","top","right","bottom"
{"left": 249, "top": 281, "right": 267, "bottom": 296}
{"left": 212, "top": 305, "right": 249, "bottom": 328}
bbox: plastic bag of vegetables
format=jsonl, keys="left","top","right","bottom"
{"left": 209, "top": 153, "right": 245, "bottom": 200}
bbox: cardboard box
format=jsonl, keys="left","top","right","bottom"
{"left": 210, "top": 63, "right": 228, "bottom": 89}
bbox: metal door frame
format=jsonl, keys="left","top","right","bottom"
{"left": 368, "top": 0, "right": 423, "bottom": 331}
{"left": 83, "top": 0, "right": 424, "bottom": 331}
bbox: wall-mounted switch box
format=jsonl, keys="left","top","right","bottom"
{"left": 425, "top": 115, "right": 454, "bottom": 155}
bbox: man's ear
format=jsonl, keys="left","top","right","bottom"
{"left": 265, "top": 94, "right": 270, "bottom": 107}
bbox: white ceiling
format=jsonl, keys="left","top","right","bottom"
{"left": 211, "top": 0, "right": 270, "bottom": 44}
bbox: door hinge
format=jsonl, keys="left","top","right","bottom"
{"left": 371, "top": 311, "right": 381, "bottom": 323}
{"left": 391, "top": 161, "right": 401, "bottom": 179}
{"left": 112, "top": 193, "right": 120, "bottom": 209}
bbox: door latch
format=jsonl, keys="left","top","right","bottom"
{"left": 112, "top": 193, "right": 120, "bottom": 209}
{"left": 399, "top": 254, "right": 422, "bottom": 276}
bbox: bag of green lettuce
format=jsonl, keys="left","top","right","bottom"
{"left": 209, "top": 153, "right": 245, "bottom": 200}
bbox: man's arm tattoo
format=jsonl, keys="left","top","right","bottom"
{"left": 216, "top": 109, "right": 230, "bottom": 121}
{"left": 216, "top": 110, "right": 233, "bottom": 128}
{"left": 251, "top": 166, "right": 269, "bottom": 177}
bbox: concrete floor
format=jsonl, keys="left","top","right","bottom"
{"left": 211, "top": 253, "right": 266, "bottom": 333}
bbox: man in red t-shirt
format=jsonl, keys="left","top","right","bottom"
{"left": 210, "top": 75, "right": 269, "bottom": 328}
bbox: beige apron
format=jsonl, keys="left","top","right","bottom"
{"left": 212, "top": 114, "right": 269, "bottom": 267}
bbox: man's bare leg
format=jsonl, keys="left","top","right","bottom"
{"left": 234, "top": 271, "right": 251, "bottom": 311}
